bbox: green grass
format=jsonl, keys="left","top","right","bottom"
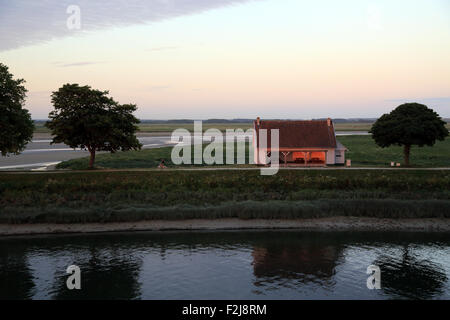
{"left": 335, "top": 122, "right": 449, "bottom": 132}
{"left": 0, "top": 170, "right": 450, "bottom": 223}
{"left": 339, "top": 136, "right": 450, "bottom": 167}
{"left": 57, "top": 135, "right": 450, "bottom": 170}
{"left": 57, "top": 146, "right": 176, "bottom": 170}
{"left": 33, "top": 124, "right": 51, "bottom": 133}
{"left": 57, "top": 142, "right": 253, "bottom": 170}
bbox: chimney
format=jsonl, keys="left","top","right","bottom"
{"left": 327, "top": 118, "right": 332, "bottom": 126}
{"left": 256, "top": 117, "right": 260, "bottom": 126}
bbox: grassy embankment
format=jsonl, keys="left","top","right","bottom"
{"left": 57, "top": 135, "right": 450, "bottom": 170}
{"left": 0, "top": 170, "right": 450, "bottom": 224}
{"left": 21, "top": 124, "right": 449, "bottom": 224}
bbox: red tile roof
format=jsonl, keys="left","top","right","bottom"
{"left": 254, "top": 119, "right": 337, "bottom": 149}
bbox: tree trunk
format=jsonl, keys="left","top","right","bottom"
{"left": 89, "top": 150, "right": 96, "bottom": 169}
{"left": 403, "top": 144, "right": 411, "bottom": 166}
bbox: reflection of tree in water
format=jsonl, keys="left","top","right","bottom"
{"left": 374, "top": 246, "right": 448, "bottom": 300}
{"left": 52, "top": 245, "right": 143, "bottom": 300}
{"left": 251, "top": 238, "right": 344, "bottom": 289}
{"left": 0, "top": 245, "right": 35, "bottom": 299}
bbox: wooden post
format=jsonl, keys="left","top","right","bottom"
{"left": 281, "top": 151, "right": 290, "bottom": 167}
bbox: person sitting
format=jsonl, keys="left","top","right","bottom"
{"left": 158, "top": 159, "right": 167, "bottom": 169}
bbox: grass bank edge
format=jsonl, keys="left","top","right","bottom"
{"left": 2, "top": 199, "right": 450, "bottom": 224}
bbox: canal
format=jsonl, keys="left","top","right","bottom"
{"left": 0, "top": 230, "right": 449, "bottom": 300}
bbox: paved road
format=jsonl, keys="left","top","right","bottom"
{"left": 0, "top": 135, "right": 178, "bottom": 170}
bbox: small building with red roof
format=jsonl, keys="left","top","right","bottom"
{"left": 253, "top": 117, "right": 347, "bottom": 166}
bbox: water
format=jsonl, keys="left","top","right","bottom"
{"left": 0, "top": 230, "right": 449, "bottom": 300}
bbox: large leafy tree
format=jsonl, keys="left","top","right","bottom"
{"left": 46, "top": 84, "right": 142, "bottom": 168}
{"left": 0, "top": 63, "right": 34, "bottom": 156}
{"left": 370, "top": 103, "right": 448, "bottom": 166}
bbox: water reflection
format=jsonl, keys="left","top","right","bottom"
{"left": 0, "top": 231, "right": 449, "bottom": 299}
{"left": 0, "top": 244, "right": 35, "bottom": 299}
{"left": 251, "top": 236, "right": 344, "bottom": 290}
{"left": 374, "top": 245, "right": 448, "bottom": 299}
{"left": 51, "top": 245, "right": 143, "bottom": 300}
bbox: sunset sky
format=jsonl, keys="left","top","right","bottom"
{"left": 1, "top": 0, "right": 449, "bottom": 119}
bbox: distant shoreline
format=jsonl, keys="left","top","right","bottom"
{"left": 33, "top": 132, "right": 173, "bottom": 140}
{"left": 1, "top": 217, "right": 449, "bottom": 237}
{"left": 33, "top": 130, "right": 371, "bottom": 140}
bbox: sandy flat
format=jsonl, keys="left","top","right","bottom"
{"left": 33, "top": 132, "right": 172, "bottom": 140}
{"left": 0, "top": 217, "right": 449, "bottom": 236}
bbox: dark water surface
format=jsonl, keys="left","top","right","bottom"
{"left": 0, "top": 230, "right": 449, "bottom": 300}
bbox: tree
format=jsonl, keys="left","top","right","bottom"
{"left": 370, "top": 103, "right": 448, "bottom": 166}
{"left": 0, "top": 63, "right": 34, "bottom": 156}
{"left": 46, "top": 84, "right": 142, "bottom": 168}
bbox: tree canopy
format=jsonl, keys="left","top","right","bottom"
{"left": 0, "top": 63, "right": 34, "bottom": 156}
{"left": 370, "top": 103, "right": 448, "bottom": 166}
{"left": 46, "top": 84, "right": 142, "bottom": 168}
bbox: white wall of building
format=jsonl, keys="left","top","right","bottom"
{"left": 326, "top": 149, "right": 335, "bottom": 165}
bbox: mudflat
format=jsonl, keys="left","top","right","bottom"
{"left": 1, "top": 217, "right": 449, "bottom": 236}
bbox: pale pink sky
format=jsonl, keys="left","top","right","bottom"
{"left": 1, "top": 0, "right": 449, "bottom": 119}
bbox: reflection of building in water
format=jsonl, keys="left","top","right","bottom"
{"left": 252, "top": 244, "right": 343, "bottom": 283}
